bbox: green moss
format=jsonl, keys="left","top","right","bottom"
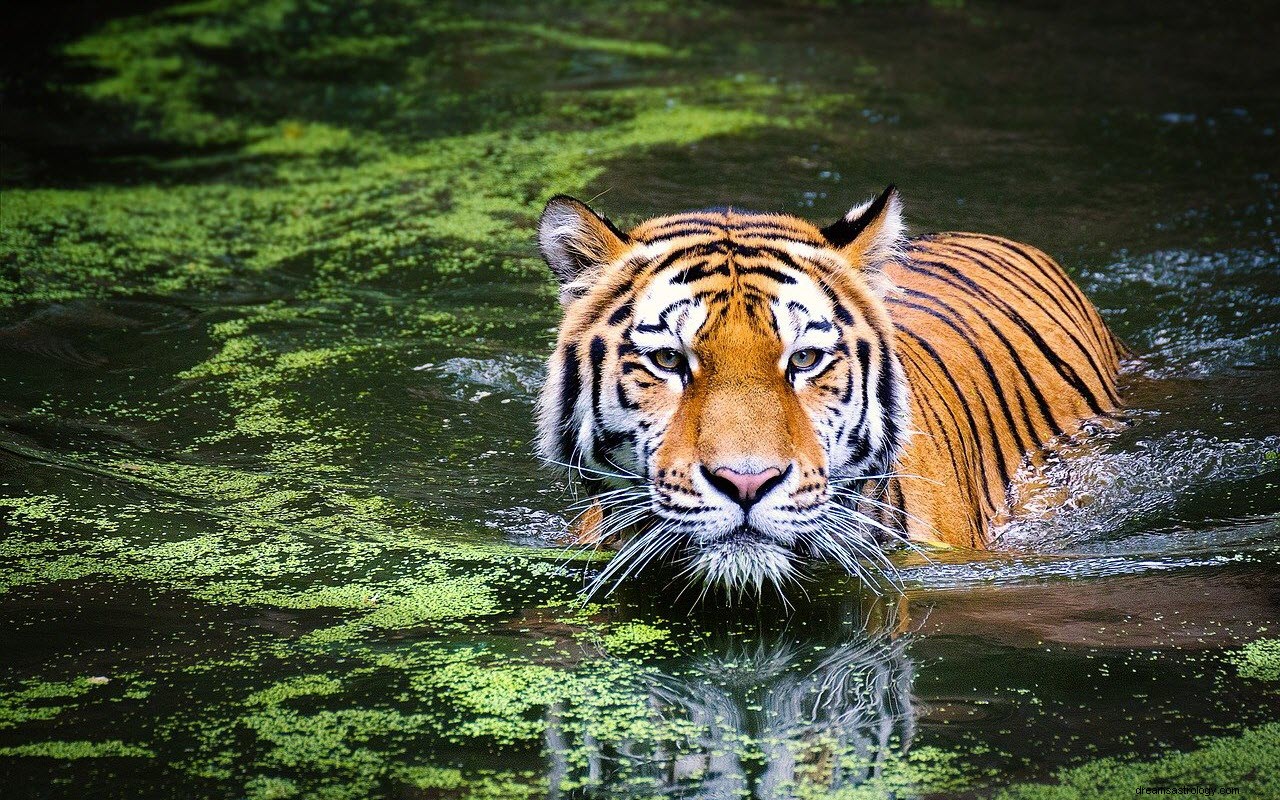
{"left": 4, "top": 3, "right": 837, "bottom": 307}
{"left": 397, "top": 766, "right": 543, "bottom": 800}
{"left": 0, "top": 495, "right": 69, "bottom": 524}
{"left": 428, "top": 660, "right": 562, "bottom": 744}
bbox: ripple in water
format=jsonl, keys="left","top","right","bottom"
{"left": 999, "top": 432, "right": 1278, "bottom": 546}
{"left": 416, "top": 354, "right": 545, "bottom": 402}
{"left": 1085, "top": 245, "right": 1280, "bottom": 378}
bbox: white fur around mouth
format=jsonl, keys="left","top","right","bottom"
{"left": 691, "top": 533, "right": 797, "bottom": 593}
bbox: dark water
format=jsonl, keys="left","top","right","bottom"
{"left": 2, "top": 1, "right": 1279, "bottom": 798}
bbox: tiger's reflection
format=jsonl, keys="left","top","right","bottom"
{"left": 542, "top": 595, "right": 916, "bottom": 799}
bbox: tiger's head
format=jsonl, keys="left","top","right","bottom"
{"left": 536, "top": 186, "right": 911, "bottom": 595}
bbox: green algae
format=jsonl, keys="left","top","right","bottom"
{"left": 1, "top": 101, "right": 780, "bottom": 305}
{"left": 4, "top": 0, "right": 842, "bottom": 309}
{"left": 790, "top": 745, "right": 975, "bottom": 799}
{"left": 424, "top": 659, "right": 563, "bottom": 744}
{"left": 0, "top": 679, "right": 103, "bottom": 730}
{"left": 397, "top": 767, "right": 542, "bottom": 800}
{"left": 600, "top": 621, "right": 671, "bottom": 655}
{"left": 1230, "top": 638, "right": 1280, "bottom": 682}
{"left": 243, "top": 676, "right": 345, "bottom": 707}
{"left": 0, "top": 740, "right": 154, "bottom": 759}
{"left": 993, "top": 723, "right": 1280, "bottom": 800}
{"left": 242, "top": 776, "right": 302, "bottom": 800}
{"left": 976, "top": 620, "right": 1280, "bottom": 800}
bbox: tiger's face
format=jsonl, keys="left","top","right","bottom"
{"left": 537, "top": 187, "right": 910, "bottom": 594}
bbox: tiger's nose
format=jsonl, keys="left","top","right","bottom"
{"left": 701, "top": 465, "right": 787, "bottom": 508}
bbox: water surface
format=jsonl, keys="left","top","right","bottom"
{"left": 2, "top": 1, "right": 1278, "bottom": 797}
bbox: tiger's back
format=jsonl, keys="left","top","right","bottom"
{"left": 884, "top": 232, "right": 1124, "bottom": 547}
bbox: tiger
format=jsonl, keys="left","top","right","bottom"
{"left": 535, "top": 185, "right": 1124, "bottom": 594}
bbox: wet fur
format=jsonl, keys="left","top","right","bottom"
{"left": 536, "top": 188, "right": 1123, "bottom": 594}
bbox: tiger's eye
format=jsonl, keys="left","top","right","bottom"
{"left": 651, "top": 348, "right": 686, "bottom": 372}
{"left": 789, "top": 348, "right": 821, "bottom": 370}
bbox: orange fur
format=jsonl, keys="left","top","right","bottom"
{"left": 537, "top": 190, "right": 1123, "bottom": 575}
{"left": 885, "top": 233, "right": 1123, "bottom": 546}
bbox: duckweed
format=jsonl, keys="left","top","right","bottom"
{"left": 0, "top": 740, "right": 154, "bottom": 759}
{"left": 994, "top": 724, "right": 1280, "bottom": 800}
{"left": 0, "top": 679, "right": 103, "bottom": 730}
{"left": 1230, "top": 638, "right": 1280, "bottom": 682}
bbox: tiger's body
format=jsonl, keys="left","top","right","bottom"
{"left": 536, "top": 187, "right": 1123, "bottom": 594}
{"left": 879, "top": 232, "right": 1122, "bottom": 547}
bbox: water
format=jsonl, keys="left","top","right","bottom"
{"left": 2, "top": 1, "right": 1279, "bottom": 797}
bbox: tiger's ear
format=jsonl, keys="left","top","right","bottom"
{"left": 820, "top": 185, "right": 906, "bottom": 273}
{"left": 538, "top": 195, "right": 631, "bottom": 303}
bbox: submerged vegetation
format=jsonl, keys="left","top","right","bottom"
{"left": 2, "top": 0, "right": 1279, "bottom": 797}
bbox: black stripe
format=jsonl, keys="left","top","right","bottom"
{"left": 607, "top": 299, "right": 633, "bottom": 326}
{"left": 589, "top": 336, "right": 635, "bottom": 473}
{"left": 644, "top": 217, "right": 818, "bottom": 237}
{"left": 621, "top": 359, "right": 664, "bottom": 381}
{"left": 843, "top": 339, "right": 876, "bottom": 464}
{"left": 634, "top": 298, "right": 694, "bottom": 333}
{"left": 616, "top": 380, "right": 639, "bottom": 410}
{"left": 890, "top": 478, "right": 908, "bottom": 535}
{"left": 819, "top": 282, "right": 855, "bottom": 325}
{"left": 962, "top": 234, "right": 1101, "bottom": 336}
{"left": 557, "top": 344, "right": 582, "bottom": 461}
{"left": 867, "top": 338, "right": 904, "bottom": 476}
{"left": 671, "top": 260, "right": 728, "bottom": 284}
{"left": 959, "top": 235, "right": 1121, "bottom": 381}
{"left": 876, "top": 333, "right": 904, "bottom": 443}
{"left": 897, "top": 328, "right": 1008, "bottom": 512}
{"left": 597, "top": 243, "right": 716, "bottom": 310}
{"left": 896, "top": 286, "right": 1063, "bottom": 438}
{"left": 640, "top": 226, "right": 721, "bottom": 242}
{"left": 589, "top": 335, "right": 607, "bottom": 427}
{"left": 932, "top": 238, "right": 1116, "bottom": 381}
{"left": 736, "top": 265, "right": 797, "bottom": 284}
{"left": 887, "top": 295, "right": 1037, "bottom": 455}
{"left": 730, "top": 244, "right": 811, "bottom": 273}
{"left": 846, "top": 338, "right": 870, "bottom": 403}
{"left": 902, "top": 258, "right": 1110, "bottom": 415}
{"left": 896, "top": 346, "right": 977, "bottom": 513}
{"left": 641, "top": 226, "right": 824, "bottom": 246}
{"left": 938, "top": 238, "right": 1091, "bottom": 331}
{"left": 642, "top": 214, "right": 728, "bottom": 231}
